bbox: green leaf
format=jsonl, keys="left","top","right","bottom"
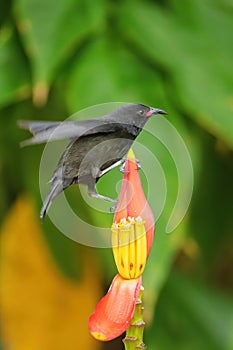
{"left": 0, "top": 26, "right": 30, "bottom": 107}
{"left": 66, "top": 36, "right": 165, "bottom": 112}
{"left": 143, "top": 219, "right": 187, "bottom": 324}
{"left": 119, "top": 0, "right": 233, "bottom": 148}
{"left": 147, "top": 270, "right": 233, "bottom": 350}
{"left": 0, "top": 0, "right": 12, "bottom": 26}
{"left": 189, "top": 133, "right": 233, "bottom": 264}
{"left": 14, "top": 0, "right": 106, "bottom": 91}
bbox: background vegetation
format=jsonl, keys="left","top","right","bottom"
{"left": 0, "top": 0, "right": 233, "bottom": 349}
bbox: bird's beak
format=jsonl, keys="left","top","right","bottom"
{"left": 147, "top": 107, "right": 168, "bottom": 117}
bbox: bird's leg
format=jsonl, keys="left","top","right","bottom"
{"left": 98, "top": 158, "right": 126, "bottom": 178}
{"left": 89, "top": 190, "right": 118, "bottom": 213}
{"left": 89, "top": 192, "right": 118, "bottom": 202}
{"left": 88, "top": 188, "right": 118, "bottom": 203}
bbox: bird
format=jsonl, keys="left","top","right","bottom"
{"left": 18, "top": 103, "right": 167, "bottom": 219}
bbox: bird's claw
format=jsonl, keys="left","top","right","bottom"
{"left": 110, "top": 204, "right": 118, "bottom": 213}
{"left": 119, "top": 159, "right": 130, "bottom": 174}
{"left": 136, "top": 159, "right": 141, "bottom": 170}
{"left": 119, "top": 158, "right": 128, "bottom": 173}
{"left": 119, "top": 159, "right": 141, "bottom": 173}
{"left": 119, "top": 163, "right": 129, "bottom": 174}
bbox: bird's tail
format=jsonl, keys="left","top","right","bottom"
{"left": 40, "top": 178, "right": 63, "bottom": 219}
{"left": 18, "top": 120, "right": 61, "bottom": 146}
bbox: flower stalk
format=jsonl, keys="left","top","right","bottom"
{"left": 123, "top": 286, "right": 146, "bottom": 350}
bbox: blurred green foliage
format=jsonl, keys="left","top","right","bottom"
{"left": 0, "top": 0, "right": 233, "bottom": 349}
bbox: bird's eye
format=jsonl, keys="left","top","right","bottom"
{"left": 138, "top": 110, "right": 144, "bottom": 116}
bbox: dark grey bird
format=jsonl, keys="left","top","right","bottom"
{"left": 18, "top": 103, "right": 167, "bottom": 219}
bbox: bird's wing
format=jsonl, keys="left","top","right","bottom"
{"left": 18, "top": 119, "right": 123, "bottom": 146}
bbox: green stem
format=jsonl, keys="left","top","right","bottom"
{"left": 123, "top": 285, "right": 146, "bottom": 350}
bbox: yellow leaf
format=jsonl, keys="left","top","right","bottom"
{"left": 0, "top": 195, "right": 102, "bottom": 350}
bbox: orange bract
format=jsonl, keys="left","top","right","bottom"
{"left": 114, "top": 149, "right": 155, "bottom": 255}
{"left": 88, "top": 274, "right": 142, "bottom": 341}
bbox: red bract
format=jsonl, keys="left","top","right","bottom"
{"left": 88, "top": 274, "right": 142, "bottom": 341}
{"left": 114, "top": 149, "right": 155, "bottom": 255}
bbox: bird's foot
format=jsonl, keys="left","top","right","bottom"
{"left": 110, "top": 204, "right": 117, "bottom": 213}
{"left": 136, "top": 159, "right": 141, "bottom": 170}
{"left": 119, "top": 159, "right": 128, "bottom": 174}
{"left": 119, "top": 159, "right": 141, "bottom": 173}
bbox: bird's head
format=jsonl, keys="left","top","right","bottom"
{"left": 136, "top": 104, "right": 167, "bottom": 118}
{"left": 105, "top": 103, "right": 167, "bottom": 129}
{"left": 118, "top": 103, "right": 167, "bottom": 128}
